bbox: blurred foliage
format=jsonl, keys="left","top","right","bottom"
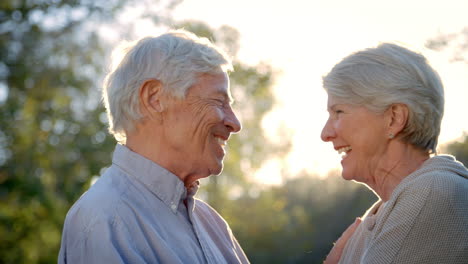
{"left": 426, "top": 27, "right": 468, "bottom": 63}
{"left": 0, "top": 0, "right": 176, "bottom": 262}
{"left": 427, "top": 29, "right": 468, "bottom": 167}
{"left": 0, "top": 1, "right": 377, "bottom": 263}
{"left": 175, "top": 21, "right": 291, "bottom": 208}
{"left": 179, "top": 22, "right": 376, "bottom": 263}
{"left": 441, "top": 133, "right": 468, "bottom": 167}
{"left": 224, "top": 172, "right": 375, "bottom": 264}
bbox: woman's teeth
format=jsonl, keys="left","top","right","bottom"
{"left": 338, "top": 146, "right": 352, "bottom": 158}
{"left": 338, "top": 146, "right": 352, "bottom": 154}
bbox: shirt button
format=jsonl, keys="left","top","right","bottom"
{"left": 171, "top": 203, "right": 177, "bottom": 211}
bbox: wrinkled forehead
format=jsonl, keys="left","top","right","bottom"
{"left": 197, "top": 72, "right": 232, "bottom": 97}
{"left": 202, "top": 71, "right": 229, "bottom": 86}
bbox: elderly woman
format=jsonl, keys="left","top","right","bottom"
{"left": 321, "top": 43, "right": 468, "bottom": 264}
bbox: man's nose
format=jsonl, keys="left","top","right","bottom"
{"left": 225, "top": 106, "right": 241, "bottom": 133}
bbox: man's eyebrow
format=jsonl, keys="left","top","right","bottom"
{"left": 215, "top": 91, "right": 234, "bottom": 103}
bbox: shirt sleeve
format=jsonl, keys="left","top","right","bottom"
{"left": 59, "top": 214, "right": 152, "bottom": 264}
{"left": 193, "top": 199, "right": 250, "bottom": 263}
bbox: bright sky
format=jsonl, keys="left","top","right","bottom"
{"left": 169, "top": 0, "right": 468, "bottom": 184}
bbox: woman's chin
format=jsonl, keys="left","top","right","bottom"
{"left": 340, "top": 170, "right": 355, "bottom": 181}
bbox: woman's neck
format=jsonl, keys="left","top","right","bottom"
{"left": 370, "top": 142, "right": 430, "bottom": 201}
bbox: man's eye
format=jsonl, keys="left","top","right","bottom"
{"left": 335, "top": 110, "right": 344, "bottom": 114}
{"left": 213, "top": 99, "right": 225, "bottom": 106}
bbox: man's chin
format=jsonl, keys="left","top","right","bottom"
{"left": 212, "top": 168, "right": 223, "bottom": 176}
{"left": 210, "top": 161, "right": 224, "bottom": 176}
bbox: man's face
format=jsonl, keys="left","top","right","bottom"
{"left": 162, "top": 72, "right": 241, "bottom": 178}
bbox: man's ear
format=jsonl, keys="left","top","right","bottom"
{"left": 139, "top": 79, "right": 165, "bottom": 118}
{"left": 386, "top": 103, "right": 409, "bottom": 137}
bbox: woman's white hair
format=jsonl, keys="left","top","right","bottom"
{"left": 323, "top": 43, "right": 444, "bottom": 154}
{"left": 102, "top": 29, "right": 232, "bottom": 142}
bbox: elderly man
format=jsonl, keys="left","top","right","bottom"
{"left": 58, "top": 30, "right": 249, "bottom": 263}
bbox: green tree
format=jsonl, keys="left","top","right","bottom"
{"left": 0, "top": 0, "right": 179, "bottom": 262}
{"left": 0, "top": 1, "right": 288, "bottom": 262}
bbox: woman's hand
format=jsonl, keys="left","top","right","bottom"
{"left": 324, "top": 218, "right": 361, "bottom": 264}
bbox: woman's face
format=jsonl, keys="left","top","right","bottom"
{"left": 321, "top": 95, "right": 389, "bottom": 183}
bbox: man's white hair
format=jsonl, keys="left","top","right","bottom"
{"left": 102, "top": 29, "right": 232, "bottom": 142}
{"left": 323, "top": 43, "right": 444, "bottom": 153}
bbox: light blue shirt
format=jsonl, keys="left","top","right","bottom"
{"left": 58, "top": 144, "right": 249, "bottom": 264}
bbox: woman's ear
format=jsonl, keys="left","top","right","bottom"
{"left": 139, "top": 79, "right": 165, "bottom": 118}
{"left": 387, "top": 103, "right": 409, "bottom": 137}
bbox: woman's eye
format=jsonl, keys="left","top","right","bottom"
{"left": 335, "top": 110, "right": 344, "bottom": 114}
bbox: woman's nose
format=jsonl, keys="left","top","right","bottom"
{"left": 321, "top": 118, "right": 336, "bottom": 142}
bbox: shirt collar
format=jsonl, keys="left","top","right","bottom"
{"left": 112, "top": 144, "right": 198, "bottom": 213}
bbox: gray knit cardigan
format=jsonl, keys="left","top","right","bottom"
{"left": 339, "top": 155, "right": 468, "bottom": 264}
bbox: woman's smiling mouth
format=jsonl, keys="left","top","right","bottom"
{"left": 337, "top": 146, "right": 352, "bottom": 158}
